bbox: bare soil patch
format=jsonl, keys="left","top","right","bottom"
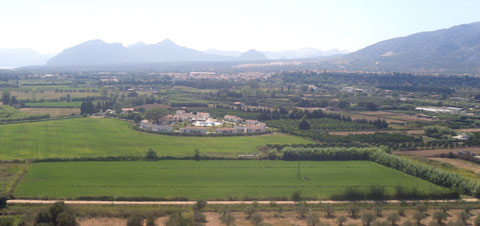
{"left": 19, "top": 108, "right": 79, "bottom": 117}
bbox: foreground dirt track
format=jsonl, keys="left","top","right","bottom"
{"left": 7, "top": 199, "right": 480, "bottom": 205}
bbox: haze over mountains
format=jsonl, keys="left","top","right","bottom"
{"left": 0, "top": 49, "right": 52, "bottom": 68}
{"left": 46, "top": 39, "right": 347, "bottom": 66}
{"left": 2, "top": 21, "right": 480, "bottom": 74}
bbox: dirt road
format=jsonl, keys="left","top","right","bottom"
{"left": 7, "top": 199, "right": 480, "bottom": 206}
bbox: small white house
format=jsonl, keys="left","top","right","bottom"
{"left": 224, "top": 115, "right": 243, "bottom": 123}
{"left": 139, "top": 120, "right": 174, "bottom": 133}
{"left": 215, "top": 128, "right": 238, "bottom": 134}
{"left": 180, "top": 127, "right": 207, "bottom": 134}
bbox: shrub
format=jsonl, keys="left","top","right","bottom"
{"left": 432, "top": 211, "right": 448, "bottom": 225}
{"left": 297, "top": 205, "right": 308, "bottom": 219}
{"left": 144, "top": 148, "right": 158, "bottom": 161}
{"left": 195, "top": 200, "right": 207, "bottom": 210}
{"left": 56, "top": 212, "right": 77, "bottom": 226}
{"left": 291, "top": 190, "right": 302, "bottom": 202}
{"left": 245, "top": 206, "right": 256, "bottom": 219}
{"left": 146, "top": 215, "right": 157, "bottom": 226}
{"left": 337, "top": 216, "right": 347, "bottom": 226}
{"left": 397, "top": 208, "right": 405, "bottom": 217}
{"left": 0, "top": 217, "right": 15, "bottom": 226}
{"left": 325, "top": 205, "right": 334, "bottom": 218}
{"left": 474, "top": 214, "right": 480, "bottom": 226}
{"left": 193, "top": 211, "right": 207, "bottom": 223}
{"left": 457, "top": 211, "right": 470, "bottom": 224}
{"left": 347, "top": 204, "right": 360, "bottom": 218}
{"left": 413, "top": 212, "right": 426, "bottom": 225}
{"left": 220, "top": 212, "right": 235, "bottom": 226}
{"left": 250, "top": 213, "right": 263, "bottom": 226}
{"left": 127, "top": 215, "right": 143, "bottom": 226}
{"left": 368, "top": 185, "right": 386, "bottom": 200}
{"left": 307, "top": 214, "right": 321, "bottom": 226}
{"left": 361, "top": 213, "right": 376, "bottom": 226}
{"left": 165, "top": 213, "right": 191, "bottom": 226}
{"left": 387, "top": 212, "right": 400, "bottom": 226}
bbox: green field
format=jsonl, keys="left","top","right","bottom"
{"left": 0, "top": 118, "right": 311, "bottom": 160}
{"left": 14, "top": 160, "right": 448, "bottom": 199}
{"left": 24, "top": 101, "right": 82, "bottom": 108}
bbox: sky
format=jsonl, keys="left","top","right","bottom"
{"left": 1, "top": 0, "right": 480, "bottom": 54}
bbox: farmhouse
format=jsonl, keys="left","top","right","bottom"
{"left": 195, "top": 112, "right": 210, "bottom": 121}
{"left": 121, "top": 108, "right": 134, "bottom": 113}
{"left": 224, "top": 115, "right": 243, "bottom": 123}
{"left": 139, "top": 120, "right": 174, "bottom": 132}
{"left": 215, "top": 128, "right": 238, "bottom": 134}
{"left": 180, "top": 127, "right": 207, "bottom": 134}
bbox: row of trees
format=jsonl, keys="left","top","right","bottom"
{"left": 1, "top": 91, "right": 18, "bottom": 106}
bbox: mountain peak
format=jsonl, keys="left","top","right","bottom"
{"left": 157, "top": 39, "right": 177, "bottom": 46}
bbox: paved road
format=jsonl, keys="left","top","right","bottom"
{"left": 7, "top": 199, "right": 480, "bottom": 206}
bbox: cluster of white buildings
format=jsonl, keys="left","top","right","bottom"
{"left": 139, "top": 111, "right": 267, "bottom": 135}
{"left": 415, "top": 106, "right": 462, "bottom": 114}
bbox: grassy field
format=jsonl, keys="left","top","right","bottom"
{"left": 14, "top": 160, "right": 448, "bottom": 199}
{"left": 24, "top": 101, "right": 82, "bottom": 108}
{"left": 0, "top": 118, "right": 311, "bottom": 160}
{"left": 0, "top": 163, "right": 26, "bottom": 196}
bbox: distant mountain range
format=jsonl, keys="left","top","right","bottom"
{"left": 204, "top": 47, "right": 348, "bottom": 59}
{"left": 4, "top": 21, "right": 480, "bottom": 73}
{"left": 341, "top": 22, "right": 480, "bottom": 73}
{"left": 0, "top": 49, "right": 52, "bottom": 68}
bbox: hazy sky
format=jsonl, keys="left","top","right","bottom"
{"left": 1, "top": 0, "right": 480, "bottom": 54}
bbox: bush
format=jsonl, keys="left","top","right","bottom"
{"left": 307, "top": 214, "right": 320, "bottom": 226}
{"left": 337, "top": 216, "right": 347, "bottom": 226}
{"left": 432, "top": 211, "right": 448, "bottom": 225}
{"left": 413, "top": 212, "right": 426, "bottom": 225}
{"left": 250, "top": 213, "right": 263, "bottom": 226}
{"left": 144, "top": 148, "right": 158, "bottom": 161}
{"left": 297, "top": 205, "right": 308, "bottom": 218}
{"left": 56, "top": 212, "right": 77, "bottom": 226}
{"left": 245, "top": 206, "right": 256, "bottom": 219}
{"left": 195, "top": 200, "right": 207, "bottom": 210}
{"left": 474, "top": 215, "right": 480, "bottom": 226}
{"left": 361, "top": 213, "right": 376, "bottom": 226}
{"left": 127, "top": 215, "right": 143, "bottom": 226}
{"left": 347, "top": 204, "right": 359, "bottom": 218}
{"left": 0, "top": 217, "right": 15, "bottom": 226}
{"left": 291, "top": 190, "right": 302, "bottom": 202}
{"left": 146, "top": 215, "right": 157, "bottom": 226}
{"left": 387, "top": 212, "right": 400, "bottom": 226}
{"left": 193, "top": 211, "right": 207, "bottom": 223}
{"left": 220, "top": 212, "right": 235, "bottom": 226}
{"left": 165, "top": 213, "right": 191, "bottom": 226}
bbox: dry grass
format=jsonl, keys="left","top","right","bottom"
{"left": 19, "top": 108, "right": 79, "bottom": 117}
{"left": 77, "top": 209, "right": 480, "bottom": 226}
{"left": 430, "top": 158, "right": 480, "bottom": 175}
{"left": 394, "top": 147, "right": 480, "bottom": 157}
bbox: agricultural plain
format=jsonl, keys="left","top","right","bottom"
{"left": 14, "top": 160, "right": 448, "bottom": 200}
{"left": 0, "top": 118, "right": 312, "bottom": 160}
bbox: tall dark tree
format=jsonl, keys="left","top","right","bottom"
{"left": 298, "top": 116, "right": 311, "bottom": 130}
{"left": 2, "top": 91, "right": 10, "bottom": 105}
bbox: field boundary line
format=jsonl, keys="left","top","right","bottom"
{"left": 7, "top": 199, "right": 480, "bottom": 205}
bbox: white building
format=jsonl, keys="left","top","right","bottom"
{"left": 139, "top": 120, "right": 174, "bottom": 133}
{"left": 224, "top": 115, "right": 243, "bottom": 123}
{"left": 180, "top": 127, "right": 207, "bottom": 134}
{"left": 215, "top": 128, "right": 238, "bottom": 134}
{"left": 415, "top": 107, "right": 462, "bottom": 114}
